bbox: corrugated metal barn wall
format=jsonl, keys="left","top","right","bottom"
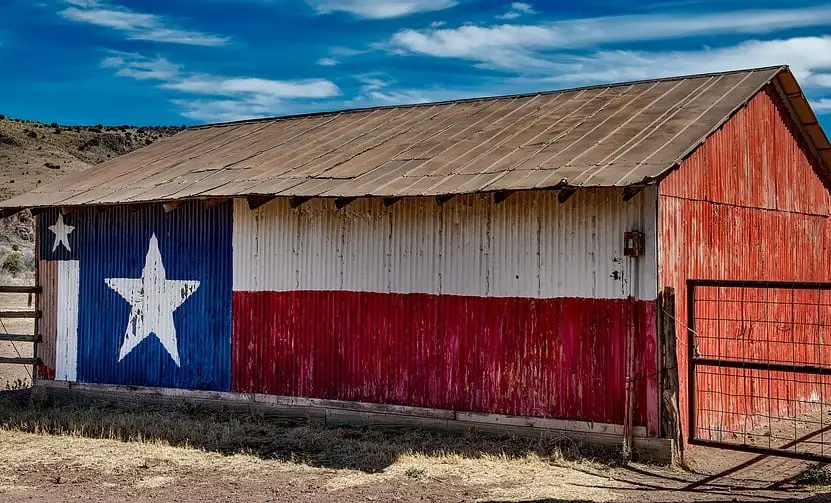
{"left": 36, "top": 202, "right": 233, "bottom": 390}
{"left": 659, "top": 84, "right": 831, "bottom": 442}
{"left": 37, "top": 259, "right": 57, "bottom": 380}
{"left": 233, "top": 188, "right": 661, "bottom": 432}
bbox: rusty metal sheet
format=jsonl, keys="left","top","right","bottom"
{"left": 231, "top": 189, "right": 659, "bottom": 428}
{"left": 807, "top": 124, "right": 831, "bottom": 150}
{"left": 57, "top": 187, "right": 122, "bottom": 206}
{"left": 5, "top": 66, "right": 829, "bottom": 209}
{"left": 658, "top": 83, "right": 831, "bottom": 447}
{"left": 37, "top": 258, "right": 57, "bottom": 380}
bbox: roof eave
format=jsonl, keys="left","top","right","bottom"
{"left": 772, "top": 68, "right": 831, "bottom": 191}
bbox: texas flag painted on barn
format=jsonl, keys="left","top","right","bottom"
{"left": 230, "top": 193, "right": 658, "bottom": 426}
{"left": 38, "top": 203, "right": 232, "bottom": 391}
{"left": 35, "top": 191, "right": 656, "bottom": 428}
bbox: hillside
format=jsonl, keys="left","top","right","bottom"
{"left": 0, "top": 116, "right": 181, "bottom": 284}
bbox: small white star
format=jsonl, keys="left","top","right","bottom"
{"left": 48, "top": 213, "right": 75, "bottom": 252}
{"left": 105, "top": 233, "right": 200, "bottom": 367}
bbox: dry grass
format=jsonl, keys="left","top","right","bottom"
{"left": 2, "top": 390, "right": 831, "bottom": 502}
{"left": 0, "top": 389, "right": 612, "bottom": 473}
{"left": 0, "top": 117, "right": 180, "bottom": 202}
{"left": 0, "top": 426, "right": 627, "bottom": 502}
{"left": 0, "top": 389, "right": 631, "bottom": 502}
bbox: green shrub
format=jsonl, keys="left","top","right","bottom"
{"left": 797, "top": 464, "right": 831, "bottom": 485}
{"left": 2, "top": 251, "right": 24, "bottom": 275}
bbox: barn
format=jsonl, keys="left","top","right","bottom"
{"left": 2, "top": 65, "right": 830, "bottom": 463}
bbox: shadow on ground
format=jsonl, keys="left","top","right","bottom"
{"left": 552, "top": 460, "right": 831, "bottom": 503}
{"left": 482, "top": 499, "right": 831, "bottom": 503}
{"left": 3, "top": 388, "right": 829, "bottom": 502}
{"left": 0, "top": 388, "right": 617, "bottom": 473}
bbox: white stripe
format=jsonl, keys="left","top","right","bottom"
{"left": 232, "top": 189, "right": 658, "bottom": 300}
{"left": 55, "top": 260, "right": 79, "bottom": 382}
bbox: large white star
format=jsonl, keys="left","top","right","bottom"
{"left": 105, "top": 233, "right": 200, "bottom": 367}
{"left": 48, "top": 213, "right": 75, "bottom": 252}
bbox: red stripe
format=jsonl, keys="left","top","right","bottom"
{"left": 232, "top": 291, "right": 657, "bottom": 427}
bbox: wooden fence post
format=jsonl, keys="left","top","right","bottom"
{"left": 659, "top": 287, "right": 683, "bottom": 463}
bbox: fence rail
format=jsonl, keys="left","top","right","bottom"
{"left": 0, "top": 286, "right": 41, "bottom": 294}
{"left": 0, "top": 285, "right": 41, "bottom": 383}
{"left": 0, "top": 334, "right": 37, "bottom": 343}
{"left": 0, "top": 357, "right": 38, "bottom": 366}
{"left": 0, "top": 311, "right": 40, "bottom": 319}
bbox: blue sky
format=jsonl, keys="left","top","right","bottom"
{"left": 2, "top": 0, "right": 831, "bottom": 126}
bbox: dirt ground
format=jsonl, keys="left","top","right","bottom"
{"left": 0, "top": 390, "right": 828, "bottom": 503}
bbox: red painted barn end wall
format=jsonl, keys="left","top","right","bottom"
{"left": 231, "top": 191, "right": 660, "bottom": 432}
{"left": 658, "top": 84, "right": 831, "bottom": 441}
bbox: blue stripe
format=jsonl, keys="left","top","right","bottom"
{"left": 48, "top": 202, "right": 233, "bottom": 391}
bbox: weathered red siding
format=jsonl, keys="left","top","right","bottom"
{"left": 233, "top": 291, "right": 657, "bottom": 427}
{"left": 689, "top": 284, "right": 831, "bottom": 439}
{"left": 37, "top": 258, "right": 57, "bottom": 381}
{"left": 659, "top": 84, "right": 831, "bottom": 441}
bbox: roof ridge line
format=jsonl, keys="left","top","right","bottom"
{"left": 189, "top": 66, "right": 789, "bottom": 130}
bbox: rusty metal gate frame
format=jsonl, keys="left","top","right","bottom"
{"left": 687, "top": 278, "right": 831, "bottom": 462}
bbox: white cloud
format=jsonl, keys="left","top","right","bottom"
{"left": 172, "top": 97, "right": 280, "bottom": 122}
{"left": 497, "top": 2, "right": 535, "bottom": 20}
{"left": 307, "top": 0, "right": 457, "bottom": 19}
{"left": 63, "top": 0, "right": 100, "bottom": 7}
{"left": 389, "top": 5, "right": 831, "bottom": 71}
{"left": 61, "top": 7, "right": 155, "bottom": 30}
{"left": 317, "top": 46, "right": 366, "bottom": 66}
{"left": 463, "top": 35, "right": 831, "bottom": 116}
{"left": 345, "top": 74, "right": 477, "bottom": 108}
{"left": 330, "top": 46, "right": 364, "bottom": 57}
{"left": 101, "top": 52, "right": 181, "bottom": 80}
{"left": 162, "top": 76, "right": 340, "bottom": 99}
{"left": 511, "top": 2, "right": 534, "bottom": 14}
{"left": 542, "top": 37, "right": 831, "bottom": 87}
{"left": 811, "top": 99, "right": 831, "bottom": 112}
{"left": 357, "top": 88, "right": 459, "bottom": 105}
{"left": 104, "top": 53, "right": 340, "bottom": 122}
{"left": 59, "top": 1, "right": 228, "bottom": 46}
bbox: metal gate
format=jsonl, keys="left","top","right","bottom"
{"left": 688, "top": 279, "right": 831, "bottom": 461}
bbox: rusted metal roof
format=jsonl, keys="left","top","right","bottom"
{"left": 3, "top": 65, "right": 829, "bottom": 209}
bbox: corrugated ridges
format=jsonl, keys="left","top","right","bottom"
{"left": 5, "top": 66, "right": 824, "bottom": 209}
{"left": 232, "top": 189, "right": 658, "bottom": 300}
